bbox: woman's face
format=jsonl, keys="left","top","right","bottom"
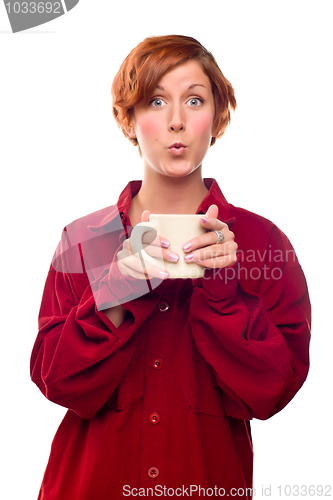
{"left": 129, "top": 60, "right": 216, "bottom": 179}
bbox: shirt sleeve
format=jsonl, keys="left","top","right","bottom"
{"left": 30, "top": 235, "right": 162, "bottom": 420}
{"left": 189, "top": 226, "right": 311, "bottom": 421}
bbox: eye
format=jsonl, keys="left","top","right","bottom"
{"left": 187, "top": 97, "right": 204, "bottom": 107}
{"left": 150, "top": 98, "right": 166, "bottom": 108}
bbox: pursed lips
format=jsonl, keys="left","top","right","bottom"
{"left": 169, "top": 142, "right": 187, "bottom": 155}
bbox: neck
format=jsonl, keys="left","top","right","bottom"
{"left": 133, "top": 166, "right": 209, "bottom": 215}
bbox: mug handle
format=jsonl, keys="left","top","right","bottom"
{"left": 130, "top": 221, "right": 165, "bottom": 270}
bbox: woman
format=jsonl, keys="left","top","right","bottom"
{"left": 31, "top": 35, "right": 311, "bottom": 499}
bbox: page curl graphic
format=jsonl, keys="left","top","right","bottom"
{"left": 4, "top": 0, "right": 80, "bottom": 33}
{"left": 51, "top": 212, "right": 164, "bottom": 310}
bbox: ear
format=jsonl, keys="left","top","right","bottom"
{"left": 126, "top": 125, "right": 137, "bottom": 139}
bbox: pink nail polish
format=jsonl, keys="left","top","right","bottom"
{"left": 159, "top": 270, "right": 169, "bottom": 279}
{"left": 184, "top": 254, "right": 194, "bottom": 262}
{"left": 201, "top": 218, "right": 208, "bottom": 224}
{"left": 168, "top": 252, "right": 179, "bottom": 262}
{"left": 183, "top": 243, "right": 192, "bottom": 251}
{"left": 161, "top": 240, "right": 170, "bottom": 248}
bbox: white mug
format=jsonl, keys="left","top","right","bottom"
{"left": 130, "top": 214, "right": 207, "bottom": 279}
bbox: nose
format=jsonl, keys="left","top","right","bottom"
{"left": 168, "top": 104, "right": 185, "bottom": 133}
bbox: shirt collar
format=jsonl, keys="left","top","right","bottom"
{"left": 88, "top": 178, "right": 230, "bottom": 231}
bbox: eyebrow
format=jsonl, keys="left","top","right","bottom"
{"left": 155, "top": 84, "right": 207, "bottom": 91}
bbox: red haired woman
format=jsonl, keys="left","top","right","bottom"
{"left": 31, "top": 35, "right": 310, "bottom": 499}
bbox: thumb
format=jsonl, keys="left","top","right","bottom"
{"left": 141, "top": 210, "right": 151, "bottom": 222}
{"left": 205, "top": 204, "right": 218, "bottom": 219}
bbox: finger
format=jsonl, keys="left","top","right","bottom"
{"left": 200, "top": 216, "right": 227, "bottom": 231}
{"left": 141, "top": 210, "right": 151, "bottom": 223}
{"left": 118, "top": 254, "right": 169, "bottom": 280}
{"left": 138, "top": 212, "right": 170, "bottom": 249}
{"left": 123, "top": 232, "right": 172, "bottom": 263}
{"left": 118, "top": 259, "right": 146, "bottom": 280}
{"left": 184, "top": 241, "right": 237, "bottom": 263}
{"left": 119, "top": 236, "right": 172, "bottom": 277}
{"left": 183, "top": 224, "right": 232, "bottom": 253}
{"left": 205, "top": 204, "right": 219, "bottom": 219}
{"left": 142, "top": 232, "right": 170, "bottom": 249}
{"left": 132, "top": 233, "right": 178, "bottom": 262}
{"left": 144, "top": 243, "right": 179, "bottom": 263}
{"left": 120, "top": 237, "right": 132, "bottom": 253}
{"left": 185, "top": 240, "right": 238, "bottom": 262}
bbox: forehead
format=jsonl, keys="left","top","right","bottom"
{"left": 155, "top": 60, "right": 212, "bottom": 91}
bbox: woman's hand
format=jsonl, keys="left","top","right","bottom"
{"left": 182, "top": 204, "right": 238, "bottom": 269}
{"left": 116, "top": 210, "right": 178, "bottom": 280}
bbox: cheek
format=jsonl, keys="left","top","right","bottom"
{"left": 137, "top": 116, "right": 162, "bottom": 138}
{"left": 191, "top": 113, "right": 214, "bottom": 137}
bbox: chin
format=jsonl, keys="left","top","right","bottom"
{"left": 161, "top": 160, "right": 200, "bottom": 177}
{"left": 163, "top": 168, "right": 196, "bottom": 178}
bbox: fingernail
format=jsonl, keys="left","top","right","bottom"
{"left": 161, "top": 240, "right": 170, "bottom": 248}
{"left": 201, "top": 218, "right": 208, "bottom": 224}
{"left": 183, "top": 242, "right": 192, "bottom": 251}
{"left": 184, "top": 253, "right": 194, "bottom": 262}
{"left": 159, "top": 270, "right": 169, "bottom": 279}
{"left": 168, "top": 252, "right": 179, "bottom": 262}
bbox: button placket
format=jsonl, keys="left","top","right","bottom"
{"left": 141, "top": 297, "right": 172, "bottom": 485}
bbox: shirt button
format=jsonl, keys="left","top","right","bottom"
{"left": 148, "top": 466, "right": 160, "bottom": 479}
{"left": 152, "top": 358, "right": 164, "bottom": 370}
{"left": 149, "top": 412, "right": 161, "bottom": 424}
{"left": 158, "top": 301, "right": 169, "bottom": 312}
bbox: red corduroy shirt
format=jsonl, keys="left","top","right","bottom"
{"left": 31, "top": 178, "right": 311, "bottom": 500}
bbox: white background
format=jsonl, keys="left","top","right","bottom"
{"left": 1, "top": 1, "right": 332, "bottom": 498}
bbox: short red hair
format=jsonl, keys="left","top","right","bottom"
{"left": 111, "top": 35, "right": 236, "bottom": 152}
